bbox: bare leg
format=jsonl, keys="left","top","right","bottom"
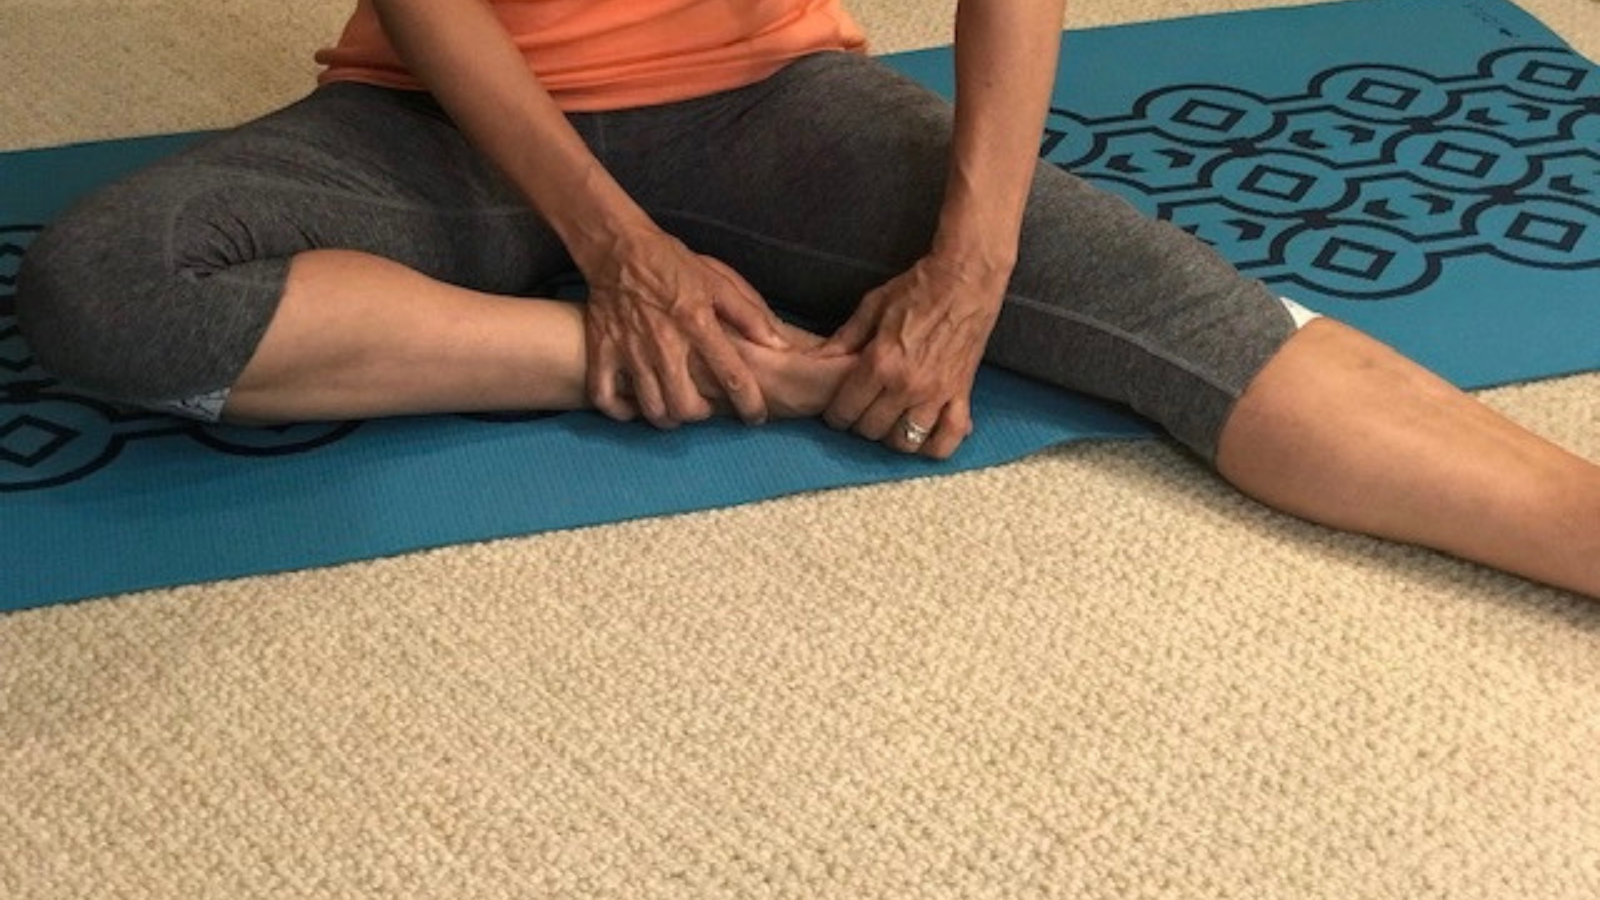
{"left": 1216, "top": 318, "right": 1600, "bottom": 598}
{"left": 224, "top": 248, "right": 852, "bottom": 423}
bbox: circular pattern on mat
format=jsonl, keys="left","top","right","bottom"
{"left": 1042, "top": 45, "right": 1599, "bottom": 299}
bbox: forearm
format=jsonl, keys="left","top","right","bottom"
{"left": 933, "top": 0, "right": 1068, "bottom": 279}
{"left": 371, "top": 0, "right": 654, "bottom": 271}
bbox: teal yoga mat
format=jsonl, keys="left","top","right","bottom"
{"left": 3, "top": 0, "right": 1596, "bottom": 611}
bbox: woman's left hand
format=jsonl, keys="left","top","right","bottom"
{"left": 815, "top": 254, "right": 1007, "bottom": 459}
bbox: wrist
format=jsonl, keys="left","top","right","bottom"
{"left": 927, "top": 230, "right": 1018, "bottom": 290}
{"left": 930, "top": 192, "right": 1023, "bottom": 284}
{"left": 533, "top": 156, "right": 663, "bottom": 277}
{"left": 565, "top": 211, "right": 665, "bottom": 280}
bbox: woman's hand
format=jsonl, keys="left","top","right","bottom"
{"left": 816, "top": 253, "right": 1007, "bottom": 459}
{"left": 583, "top": 228, "right": 788, "bottom": 428}
{"left": 813, "top": 0, "right": 1064, "bottom": 458}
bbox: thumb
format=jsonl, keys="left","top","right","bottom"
{"left": 813, "top": 299, "right": 882, "bottom": 358}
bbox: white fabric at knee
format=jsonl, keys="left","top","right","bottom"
{"left": 1278, "top": 296, "right": 1322, "bottom": 330}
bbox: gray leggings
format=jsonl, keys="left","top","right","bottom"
{"left": 16, "top": 52, "right": 1299, "bottom": 461}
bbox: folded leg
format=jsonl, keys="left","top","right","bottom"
{"left": 17, "top": 83, "right": 577, "bottom": 420}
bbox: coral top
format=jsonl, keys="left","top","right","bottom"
{"left": 315, "top": 0, "right": 868, "bottom": 112}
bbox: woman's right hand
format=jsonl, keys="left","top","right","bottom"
{"left": 581, "top": 227, "right": 788, "bottom": 429}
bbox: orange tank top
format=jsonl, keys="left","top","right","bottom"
{"left": 315, "top": 0, "right": 868, "bottom": 112}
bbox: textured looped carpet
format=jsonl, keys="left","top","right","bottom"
{"left": 3, "top": 2, "right": 1599, "bottom": 898}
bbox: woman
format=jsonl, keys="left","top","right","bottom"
{"left": 15, "top": 0, "right": 1600, "bottom": 597}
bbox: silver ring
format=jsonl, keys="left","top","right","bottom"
{"left": 899, "top": 416, "right": 932, "bottom": 445}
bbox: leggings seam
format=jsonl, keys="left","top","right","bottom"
{"left": 1000, "top": 292, "right": 1242, "bottom": 400}
{"left": 170, "top": 170, "right": 538, "bottom": 217}
{"left": 160, "top": 176, "right": 539, "bottom": 279}
{"left": 655, "top": 206, "right": 1242, "bottom": 400}
{"left": 653, "top": 206, "right": 905, "bottom": 280}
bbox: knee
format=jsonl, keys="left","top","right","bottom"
{"left": 13, "top": 221, "right": 203, "bottom": 405}
{"left": 15, "top": 225, "right": 129, "bottom": 397}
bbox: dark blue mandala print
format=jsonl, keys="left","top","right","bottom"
{"left": 1042, "top": 46, "right": 1599, "bottom": 299}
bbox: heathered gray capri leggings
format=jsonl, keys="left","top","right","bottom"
{"left": 17, "top": 51, "right": 1300, "bottom": 461}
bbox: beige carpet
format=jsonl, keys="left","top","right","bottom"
{"left": 4, "top": 2, "right": 1600, "bottom": 897}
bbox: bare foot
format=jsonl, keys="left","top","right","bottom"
{"left": 739, "top": 327, "right": 855, "bottom": 419}
{"left": 682, "top": 322, "right": 854, "bottom": 420}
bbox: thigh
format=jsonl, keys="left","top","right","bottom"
{"left": 991, "top": 169, "right": 1299, "bottom": 461}
{"left": 127, "top": 82, "right": 569, "bottom": 294}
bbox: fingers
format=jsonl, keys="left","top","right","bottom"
{"left": 599, "top": 310, "right": 763, "bottom": 428}
{"left": 824, "top": 362, "right": 972, "bottom": 458}
{"left": 628, "top": 365, "right": 675, "bottom": 427}
{"left": 921, "top": 398, "right": 973, "bottom": 460}
{"left": 874, "top": 400, "right": 970, "bottom": 459}
{"left": 821, "top": 349, "right": 886, "bottom": 434}
{"left": 821, "top": 330, "right": 976, "bottom": 458}
{"left": 702, "top": 257, "right": 788, "bottom": 351}
{"left": 587, "top": 307, "right": 711, "bottom": 429}
{"left": 671, "top": 259, "right": 770, "bottom": 424}
{"left": 886, "top": 401, "right": 943, "bottom": 454}
{"left": 682, "top": 312, "right": 768, "bottom": 425}
{"left": 646, "top": 328, "right": 713, "bottom": 427}
{"left": 586, "top": 333, "right": 639, "bottom": 422}
{"left": 832, "top": 389, "right": 969, "bottom": 458}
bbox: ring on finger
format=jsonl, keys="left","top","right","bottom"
{"left": 899, "top": 415, "right": 933, "bottom": 446}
